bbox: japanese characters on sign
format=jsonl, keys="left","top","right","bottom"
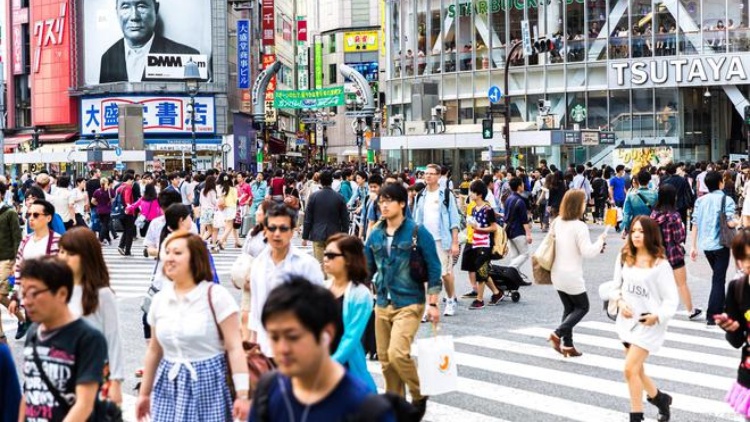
{"left": 237, "top": 20, "right": 251, "bottom": 89}
{"left": 81, "top": 96, "right": 216, "bottom": 135}
{"left": 263, "top": 54, "right": 277, "bottom": 123}
{"left": 262, "top": 0, "right": 275, "bottom": 46}
{"left": 274, "top": 87, "right": 345, "bottom": 109}
{"left": 343, "top": 31, "right": 379, "bottom": 53}
{"left": 297, "top": 20, "right": 307, "bottom": 43}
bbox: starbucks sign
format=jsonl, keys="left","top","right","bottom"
{"left": 447, "top": 0, "right": 584, "bottom": 16}
{"left": 571, "top": 104, "right": 587, "bottom": 123}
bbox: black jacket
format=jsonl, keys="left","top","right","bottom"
{"left": 99, "top": 36, "right": 200, "bottom": 83}
{"left": 661, "top": 174, "right": 694, "bottom": 211}
{"left": 302, "top": 187, "right": 349, "bottom": 242}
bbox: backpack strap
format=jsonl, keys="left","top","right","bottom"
{"left": 31, "top": 335, "right": 74, "bottom": 412}
{"left": 345, "top": 394, "right": 394, "bottom": 422}
{"left": 253, "top": 371, "right": 280, "bottom": 422}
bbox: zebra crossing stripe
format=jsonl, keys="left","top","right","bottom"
{"left": 455, "top": 335, "right": 733, "bottom": 391}
{"left": 514, "top": 327, "right": 736, "bottom": 369}
{"left": 577, "top": 320, "right": 735, "bottom": 352}
{"left": 667, "top": 318, "right": 731, "bottom": 334}
{"left": 366, "top": 361, "right": 636, "bottom": 422}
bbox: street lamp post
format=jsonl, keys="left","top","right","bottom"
{"left": 183, "top": 60, "right": 201, "bottom": 170}
{"left": 503, "top": 41, "right": 524, "bottom": 170}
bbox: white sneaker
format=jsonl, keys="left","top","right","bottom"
{"left": 421, "top": 308, "right": 429, "bottom": 323}
{"left": 443, "top": 298, "right": 456, "bottom": 316}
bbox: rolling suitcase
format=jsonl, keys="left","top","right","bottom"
{"left": 240, "top": 214, "right": 253, "bottom": 238}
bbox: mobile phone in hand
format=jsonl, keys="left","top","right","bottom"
{"left": 639, "top": 312, "right": 651, "bottom": 323}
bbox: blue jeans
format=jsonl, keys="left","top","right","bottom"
{"left": 704, "top": 247, "right": 730, "bottom": 320}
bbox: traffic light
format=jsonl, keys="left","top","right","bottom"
{"left": 745, "top": 105, "right": 750, "bottom": 126}
{"left": 482, "top": 118, "right": 493, "bottom": 139}
{"left": 534, "top": 38, "right": 555, "bottom": 54}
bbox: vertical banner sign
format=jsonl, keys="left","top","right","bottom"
{"left": 314, "top": 35, "right": 323, "bottom": 89}
{"left": 237, "top": 20, "right": 250, "bottom": 89}
{"left": 296, "top": 19, "right": 307, "bottom": 43}
{"left": 263, "top": 54, "right": 277, "bottom": 123}
{"left": 297, "top": 46, "right": 309, "bottom": 90}
{"left": 262, "top": 0, "right": 275, "bottom": 46}
{"left": 12, "top": 0, "right": 29, "bottom": 75}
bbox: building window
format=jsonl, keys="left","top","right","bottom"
{"left": 329, "top": 64, "right": 337, "bottom": 84}
{"left": 329, "top": 34, "right": 336, "bottom": 53}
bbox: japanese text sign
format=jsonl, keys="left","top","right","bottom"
{"left": 237, "top": 20, "right": 251, "bottom": 89}
{"left": 262, "top": 0, "right": 275, "bottom": 46}
{"left": 274, "top": 87, "right": 345, "bottom": 109}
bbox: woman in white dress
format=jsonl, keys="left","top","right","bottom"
{"left": 608, "top": 216, "right": 679, "bottom": 422}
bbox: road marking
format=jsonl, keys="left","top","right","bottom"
{"left": 578, "top": 320, "right": 735, "bottom": 351}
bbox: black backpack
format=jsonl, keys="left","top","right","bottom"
{"left": 193, "top": 182, "right": 204, "bottom": 207}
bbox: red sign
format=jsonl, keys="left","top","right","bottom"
{"left": 11, "top": 0, "right": 27, "bottom": 75}
{"left": 297, "top": 20, "right": 307, "bottom": 42}
{"left": 261, "top": 0, "right": 275, "bottom": 46}
{"left": 31, "top": 0, "right": 77, "bottom": 126}
{"left": 262, "top": 54, "right": 276, "bottom": 101}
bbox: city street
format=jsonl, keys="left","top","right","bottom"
{"left": 3, "top": 225, "right": 741, "bottom": 422}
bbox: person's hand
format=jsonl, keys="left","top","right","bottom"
{"left": 232, "top": 397, "right": 250, "bottom": 421}
{"left": 8, "top": 299, "right": 17, "bottom": 316}
{"left": 301, "top": 239, "right": 308, "bottom": 247}
{"left": 639, "top": 313, "right": 659, "bottom": 326}
{"left": 135, "top": 395, "right": 151, "bottom": 422}
{"left": 526, "top": 234, "right": 532, "bottom": 244}
{"left": 715, "top": 313, "right": 741, "bottom": 332}
{"left": 427, "top": 305, "right": 440, "bottom": 324}
{"left": 690, "top": 249, "right": 697, "bottom": 262}
{"left": 450, "top": 241, "right": 460, "bottom": 257}
{"left": 618, "top": 300, "right": 633, "bottom": 318}
{"left": 108, "top": 381, "right": 123, "bottom": 406}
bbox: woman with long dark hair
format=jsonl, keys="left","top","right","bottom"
{"left": 323, "top": 233, "right": 377, "bottom": 392}
{"left": 547, "top": 171, "right": 566, "bottom": 220}
{"left": 650, "top": 184, "right": 701, "bottom": 320}
{"left": 128, "top": 183, "right": 162, "bottom": 238}
{"left": 609, "top": 216, "right": 678, "bottom": 422}
{"left": 216, "top": 173, "right": 240, "bottom": 250}
{"left": 59, "top": 227, "right": 124, "bottom": 405}
{"left": 200, "top": 175, "right": 218, "bottom": 247}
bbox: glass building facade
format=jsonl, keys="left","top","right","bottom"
{"left": 382, "top": 0, "right": 750, "bottom": 172}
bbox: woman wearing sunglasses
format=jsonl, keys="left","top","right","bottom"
{"left": 323, "top": 233, "right": 377, "bottom": 393}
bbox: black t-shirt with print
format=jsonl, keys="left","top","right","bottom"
{"left": 23, "top": 319, "right": 107, "bottom": 422}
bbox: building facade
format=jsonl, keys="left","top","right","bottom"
{"left": 382, "top": 0, "right": 750, "bottom": 172}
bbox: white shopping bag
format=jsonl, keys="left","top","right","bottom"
{"left": 416, "top": 335, "right": 458, "bottom": 396}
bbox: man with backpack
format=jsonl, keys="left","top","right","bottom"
{"left": 249, "top": 276, "right": 395, "bottom": 422}
{"left": 413, "top": 164, "right": 461, "bottom": 317}
{"left": 504, "top": 178, "right": 532, "bottom": 270}
{"left": 661, "top": 163, "right": 694, "bottom": 227}
{"left": 621, "top": 170, "right": 658, "bottom": 237}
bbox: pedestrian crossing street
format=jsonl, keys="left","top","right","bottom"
{"left": 115, "top": 316, "right": 745, "bottom": 422}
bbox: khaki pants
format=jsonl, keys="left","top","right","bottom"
{"left": 0, "top": 259, "right": 15, "bottom": 336}
{"left": 312, "top": 241, "right": 326, "bottom": 266}
{"left": 375, "top": 303, "right": 425, "bottom": 400}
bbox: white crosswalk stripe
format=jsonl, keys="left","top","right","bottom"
{"left": 358, "top": 319, "right": 742, "bottom": 421}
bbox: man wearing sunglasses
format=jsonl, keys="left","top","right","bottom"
{"left": 8, "top": 200, "right": 62, "bottom": 340}
{"left": 250, "top": 203, "right": 324, "bottom": 358}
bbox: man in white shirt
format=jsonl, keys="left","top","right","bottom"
{"left": 249, "top": 203, "right": 324, "bottom": 357}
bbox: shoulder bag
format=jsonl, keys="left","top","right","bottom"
{"left": 720, "top": 194, "right": 737, "bottom": 248}
{"left": 31, "top": 338, "right": 123, "bottom": 422}
{"left": 409, "top": 224, "right": 429, "bottom": 283}
{"left": 208, "top": 285, "right": 274, "bottom": 397}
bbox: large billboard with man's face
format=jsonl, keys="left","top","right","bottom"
{"left": 83, "top": 0, "right": 213, "bottom": 85}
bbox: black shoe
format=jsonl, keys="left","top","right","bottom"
{"left": 143, "top": 248, "right": 149, "bottom": 258}
{"left": 629, "top": 412, "right": 644, "bottom": 422}
{"left": 412, "top": 397, "right": 428, "bottom": 421}
{"left": 647, "top": 390, "right": 672, "bottom": 422}
{"left": 688, "top": 308, "right": 703, "bottom": 320}
{"left": 706, "top": 319, "right": 717, "bottom": 327}
{"left": 461, "top": 289, "right": 478, "bottom": 299}
{"left": 14, "top": 321, "right": 29, "bottom": 340}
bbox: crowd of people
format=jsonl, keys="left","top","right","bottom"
{"left": 0, "top": 156, "right": 750, "bottom": 421}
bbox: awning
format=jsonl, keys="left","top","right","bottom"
{"left": 3, "top": 135, "right": 32, "bottom": 148}
{"left": 38, "top": 132, "right": 78, "bottom": 143}
{"left": 267, "top": 137, "right": 286, "bottom": 155}
{"left": 339, "top": 149, "right": 363, "bottom": 156}
{"left": 37, "top": 142, "right": 77, "bottom": 153}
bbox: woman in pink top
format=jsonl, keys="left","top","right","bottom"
{"left": 127, "top": 184, "right": 162, "bottom": 237}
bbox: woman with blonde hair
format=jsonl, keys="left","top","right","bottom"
{"left": 608, "top": 216, "right": 679, "bottom": 422}
{"left": 548, "top": 189, "right": 606, "bottom": 357}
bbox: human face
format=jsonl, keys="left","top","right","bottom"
{"left": 423, "top": 168, "right": 439, "bottom": 186}
{"left": 322, "top": 242, "right": 346, "bottom": 278}
{"left": 368, "top": 183, "right": 380, "bottom": 196}
{"left": 236, "top": 174, "right": 244, "bottom": 184}
{"left": 58, "top": 248, "right": 82, "bottom": 279}
{"left": 117, "top": 0, "right": 158, "bottom": 48}
{"left": 162, "top": 238, "right": 192, "bottom": 282}
{"left": 630, "top": 221, "right": 645, "bottom": 249}
{"left": 265, "top": 311, "right": 329, "bottom": 377}
{"left": 356, "top": 175, "right": 366, "bottom": 186}
{"left": 264, "top": 216, "right": 294, "bottom": 250}
{"left": 21, "top": 277, "right": 65, "bottom": 324}
{"left": 27, "top": 204, "right": 51, "bottom": 232}
{"left": 179, "top": 215, "right": 193, "bottom": 232}
{"left": 255, "top": 206, "right": 266, "bottom": 226}
{"left": 256, "top": 173, "right": 264, "bottom": 182}
{"left": 379, "top": 197, "right": 404, "bottom": 219}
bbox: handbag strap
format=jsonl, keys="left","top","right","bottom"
{"left": 411, "top": 224, "right": 419, "bottom": 250}
{"left": 208, "top": 284, "right": 225, "bottom": 343}
{"left": 31, "top": 337, "right": 73, "bottom": 412}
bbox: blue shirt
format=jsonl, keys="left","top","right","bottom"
{"left": 610, "top": 176, "right": 626, "bottom": 203}
{"left": 692, "top": 190, "right": 736, "bottom": 251}
{"left": 248, "top": 372, "right": 394, "bottom": 422}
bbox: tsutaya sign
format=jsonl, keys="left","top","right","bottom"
{"left": 609, "top": 55, "right": 749, "bottom": 89}
{"left": 448, "top": 0, "right": 583, "bottom": 16}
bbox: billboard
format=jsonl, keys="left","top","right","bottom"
{"left": 343, "top": 31, "right": 379, "bottom": 53}
{"left": 274, "top": 87, "right": 345, "bottom": 109}
{"left": 31, "top": 0, "right": 78, "bottom": 126}
{"left": 81, "top": 95, "right": 216, "bottom": 135}
{"left": 83, "top": 0, "right": 213, "bottom": 84}
{"left": 237, "top": 20, "right": 251, "bottom": 89}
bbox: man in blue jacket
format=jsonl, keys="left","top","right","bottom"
{"left": 365, "top": 183, "right": 442, "bottom": 420}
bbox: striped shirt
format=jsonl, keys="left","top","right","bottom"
{"left": 471, "top": 205, "right": 495, "bottom": 248}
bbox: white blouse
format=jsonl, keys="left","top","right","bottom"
{"left": 147, "top": 282, "right": 238, "bottom": 379}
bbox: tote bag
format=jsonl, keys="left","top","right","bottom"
{"left": 416, "top": 335, "right": 458, "bottom": 396}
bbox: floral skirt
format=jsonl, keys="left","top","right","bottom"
{"left": 727, "top": 382, "right": 750, "bottom": 417}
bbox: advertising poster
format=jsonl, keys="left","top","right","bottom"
{"left": 613, "top": 146, "right": 674, "bottom": 174}
{"left": 83, "top": 0, "right": 213, "bottom": 84}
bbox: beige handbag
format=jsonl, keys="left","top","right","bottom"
{"left": 534, "top": 218, "right": 556, "bottom": 271}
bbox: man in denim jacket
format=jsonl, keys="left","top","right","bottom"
{"left": 365, "top": 183, "right": 442, "bottom": 420}
{"left": 412, "top": 164, "right": 461, "bottom": 316}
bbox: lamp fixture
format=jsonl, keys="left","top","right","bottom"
{"left": 704, "top": 87, "right": 711, "bottom": 98}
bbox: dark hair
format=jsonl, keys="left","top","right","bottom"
{"left": 157, "top": 188, "right": 182, "bottom": 211}
{"left": 159, "top": 204, "right": 192, "bottom": 251}
{"left": 251, "top": 199, "right": 276, "bottom": 237}
{"left": 616, "top": 164, "right": 625, "bottom": 173}
{"left": 0, "top": 182, "right": 6, "bottom": 196}
{"left": 621, "top": 216, "right": 665, "bottom": 266}
{"left": 143, "top": 184, "right": 157, "bottom": 201}
{"left": 57, "top": 175, "right": 71, "bottom": 189}
{"left": 636, "top": 170, "right": 651, "bottom": 186}
{"left": 509, "top": 177, "right": 522, "bottom": 192}
{"left": 379, "top": 183, "right": 408, "bottom": 206}
{"left": 168, "top": 172, "right": 180, "bottom": 182}
{"left": 368, "top": 174, "right": 383, "bottom": 186}
{"left": 19, "top": 256, "right": 74, "bottom": 303}
{"left": 75, "top": 177, "right": 86, "bottom": 185}
{"left": 218, "top": 173, "right": 233, "bottom": 193}
{"left": 162, "top": 231, "right": 214, "bottom": 284}
{"left": 325, "top": 234, "right": 368, "bottom": 285}
{"left": 32, "top": 199, "right": 55, "bottom": 217}
{"left": 654, "top": 184, "right": 677, "bottom": 212}
{"left": 469, "top": 179, "right": 488, "bottom": 198}
{"left": 122, "top": 173, "right": 134, "bottom": 182}
{"left": 26, "top": 186, "right": 46, "bottom": 201}
{"left": 731, "top": 228, "right": 750, "bottom": 262}
{"left": 705, "top": 171, "right": 722, "bottom": 192}
{"left": 59, "top": 227, "right": 111, "bottom": 315}
{"left": 575, "top": 165, "right": 585, "bottom": 174}
{"left": 203, "top": 175, "right": 217, "bottom": 196}
{"left": 320, "top": 171, "right": 333, "bottom": 187}
{"left": 481, "top": 174, "right": 493, "bottom": 186}
{"left": 261, "top": 275, "right": 340, "bottom": 342}
{"left": 355, "top": 170, "right": 368, "bottom": 181}
{"left": 264, "top": 202, "right": 297, "bottom": 228}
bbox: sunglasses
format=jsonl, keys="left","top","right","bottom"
{"left": 323, "top": 252, "right": 344, "bottom": 260}
{"left": 26, "top": 212, "right": 48, "bottom": 219}
{"left": 266, "top": 225, "right": 292, "bottom": 233}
